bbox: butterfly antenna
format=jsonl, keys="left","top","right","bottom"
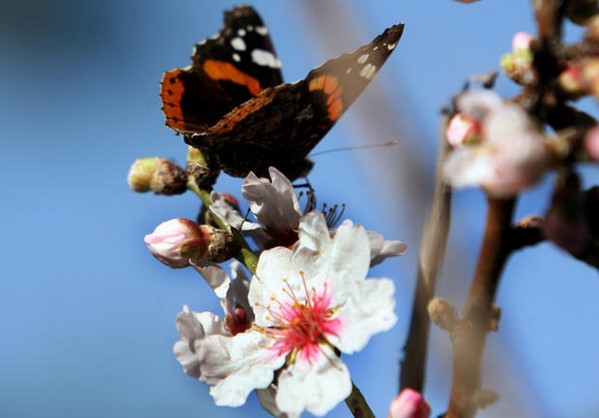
{"left": 309, "top": 140, "right": 399, "bottom": 157}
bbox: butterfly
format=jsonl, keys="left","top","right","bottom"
{"left": 160, "top": 5, "right": 403, "bottom": 183}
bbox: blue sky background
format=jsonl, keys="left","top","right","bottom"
{"left": 2, "top": 1, "right": 599, "bottom": 417}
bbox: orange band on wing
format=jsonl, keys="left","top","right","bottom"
{"left": 308, "top": 75, "right": 344, "bottom": 122}
{"left": 203, "top": 60, "right": 263, "bottom": 96}
{"left": 160, "top": 69, "right": 187, "bottom": 130}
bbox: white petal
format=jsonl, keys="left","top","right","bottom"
{"left": 201, "top": 331, "right": 286, "bottom": 407}
{"left": 223, "top": 261, "right": 254, "bottom": 322}
{"left": 276, "top": 346, "right": 352, "bottom": 416}
{"left": 367, "top": 230, "right": 407, "bottom": 266}
{"left": 242, "top": 167, "right": 301, "bottom": 233}
{"left": 257, "top": 386, "right": 301, "bottom": 418}
{"left": 250, "top": 247, "right": 295, "bottom": 327}
{"left": 190, "top": 260, "right": 230, "bottom": 300}
{"left": 323, "top": 220, "right": 371, "bottom": 289}
{"left": 174, "top": 306, "right": 227, "bottom": 378}
{"left": 209, "top": 191, "right": 245, "bottom": 229}
{"left": 330, "top": 278, "right": 397, "bottom": 353}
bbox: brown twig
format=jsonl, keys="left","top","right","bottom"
{"left": 445, "top": 197, "right": 516, "bottom": 418}
{"left": 400, "top": 112, "right": 452, "bottom": 392}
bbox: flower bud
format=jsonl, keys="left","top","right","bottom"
{"left": 581, "top": 59, "right": 599, "bottom": 100}
{"left": 446, "top": 113, "right": 482, "bottom": 147}
{"left": 388, "top": 389, "right": 431, "bottom": 418}
{"left": 187, "top": 146, "right": 220, "bottom": 189}
{"left": 428, "top": 298, "right": 459, "bottom": 331}
{"left": 128, "top": 157, "right": 187, "bottom": 195}
{"left": 144, "top": 219, "right": 212, "bottom": 268}
{"left": 584, "top": 15, "right": 599, "bottom": 44}
{"left": 500, "top": 32, "right": 535, "bottom": 85}
{"left": 583, "top": 125, "right": 599, "bottom": 161}
{"left": 558, "top": 63, "right": 588, "bottom": 98}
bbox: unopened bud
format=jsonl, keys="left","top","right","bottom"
{"left": 581, "top": 59, "right": 599, "bottom": 100}
{"left": 500, "top": 32, "right": 535, "bottom": 85}
{"left": 585, "top": 15, "right": 599, "bottom": 44}
{"left": 584, "top": 125, "right": 599, "bottom": 161}
{"left": 428, "top": 298, "right": 459, "bottom": 331}
{"left": 388, "top": 389, "right": 431, "bottom": 418}
{"left": 128, "top": 157, "right": 187, "bottom": 195}
{"left": 144, "top": 219, "right": 213, "bottom": 268}
{"left": 475, "top": 390, "right": 499, "bottom": 409}
{"left": 187, "top": 146, "right": 220, "bottom": 189}
{"left": 446, "top": 113, "right": 482, "bottom": 147}
{"left": 558, "top": 63, "right": 588, "bottom": 98}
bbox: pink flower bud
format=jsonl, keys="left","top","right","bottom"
{"left": 512, "top": 32, "right": 533, "bottom": 51}
{"left": 558, "top": 64, "right": 587, "bottom": 98}
{"left": 144, "top": 219, "right": 212, "bottom": 268}
{"left": 388, "top": 389, "right": 431, "bottom": 418}
{"left": 584, "top": 125, "right": 599, "bottom": 161}
{"left": 446, "top": 113, "right": 482, "bottom": 147}
{"left": 501, "top": 32, "right": 535, "bottom": 85}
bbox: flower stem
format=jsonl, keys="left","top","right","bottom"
{"left": 445, "top": 197, "right": 516, "bottom": 418}
{"left": 345, "top": 380, "right": 375, "bottom": 418}
{"left": 400, "top": 112, "right": 452, "bottom": 392}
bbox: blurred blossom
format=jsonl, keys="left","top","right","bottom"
{"left": 174, "top": 212, "right": 398, "bottom": 417}
{"left": 443, "top": 90, "right": 551, "bottom": 197}
{"left": 144, "top": 219, "right": 213, "bottom": 268}
{"left": 388, "top": 388, "right": 431, "bottom": 418}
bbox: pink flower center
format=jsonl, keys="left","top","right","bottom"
{"left": 266, "top": 272, "right": 341, "bottom": 363}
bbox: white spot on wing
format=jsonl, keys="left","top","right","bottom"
{"left": 357, "top": 53, "right": 369, "bottom": 64}
{"left": 231, "top": 37, "right": 246, "bottom": 51}
{"left": 232, "top": 53, "right": 241, "bottom": 62}
{"left": 360, "top": 63, "right": 377, "bottom": 79}
{"left": 256, "top": 26, "right": 269, "bottom": 36}
{"left": 237, "top": 28, "right": 246, "bottom": 37}
{"left": 387, "top": 43, "right": 397, "bottom": 50}
{"left": 251, "top": 49, "right": 281, "bottom": 68}
{"left": 346, "top": 67, "right": 352, "bottom": 74}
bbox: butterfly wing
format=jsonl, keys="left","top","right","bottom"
{"left": 160, "top": 6, "right": 283, "bottom": 133}
{"left": 185, "top": 23, "right": 405, "bottom": 179}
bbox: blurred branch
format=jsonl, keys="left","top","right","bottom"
{"left": 400, "top": 113, "right": 452, "bottom": 392}
{"left": 446, "top": 197, "right": 516, "bottom": 418}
